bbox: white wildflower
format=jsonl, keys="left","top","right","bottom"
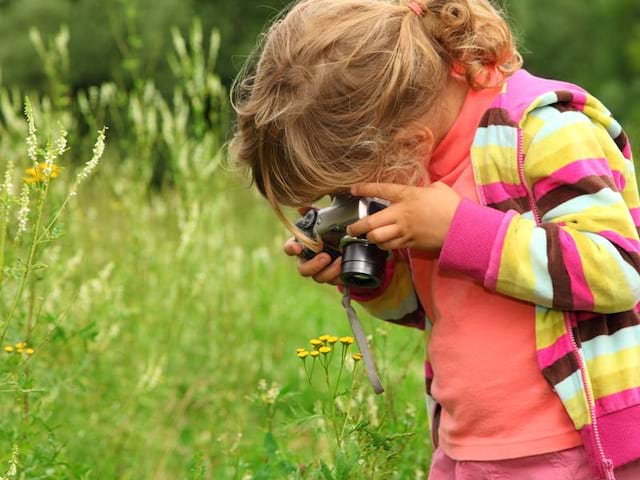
{"left": 265, "top": 383, "right": 281, "bottom": 405}
{"left": 69, "top": 127, "right": 107, "bottom": 197}
{"left": 43, "top": 145, "right": 55, "bottom": 178}
{"left": 2, "top": 160, "right": 14, "bottom": 198}
{"left": 0, "top": 444, "right": 18, "bottom": 479}
{"left": 54, "top": 26, "right": 70, "bottom": 62}
{"left": 24, "top": 98, "right": 38, "bottom": 166}
{"left": 55, "top": 122, "right": 68, "bottom": 157}
{"left": 15, "top": 183, "right": 30, "bottom": 239}
{"left": 257, "top": 379, "right": 280, "bottom": 405}
{"left": 177, "top": 202, "right": 200, "bottom": 258}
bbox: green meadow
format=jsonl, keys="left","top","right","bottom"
{"left": 0, "top": 21, "right": 428, "bottom": 479}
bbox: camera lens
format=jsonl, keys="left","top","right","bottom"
{"left": 340, "top": 241, "right": 387, "bottom": 289}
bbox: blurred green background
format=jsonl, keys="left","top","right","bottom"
{"left": 0, "top": 0, "right": 638, "bottom": 478}
{"left": 1, "top": 0, "right": 639, "bottom": 126}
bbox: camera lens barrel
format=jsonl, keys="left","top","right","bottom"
{"left": 340, "top": 242, "right": 387, "bottom": 289}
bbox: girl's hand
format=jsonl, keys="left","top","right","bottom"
{"left": 347, "top": 182, "right": 461, "bottom": 251}
{"left": 283, "top": 237, "right": 344, "bottom": 285}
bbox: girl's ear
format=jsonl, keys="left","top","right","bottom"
{"left": 393, "top": 125, "right": 435, "bottom": 160}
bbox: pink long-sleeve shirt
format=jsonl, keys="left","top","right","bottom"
{"left": 408, "top": 85, "right": 583, "bottom": 460}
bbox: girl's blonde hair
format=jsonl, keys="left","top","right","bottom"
{"left": 230, "top": 0, "right": 521, "bottom": 239}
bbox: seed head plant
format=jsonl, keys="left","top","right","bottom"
{"left": 0, "top": 98, "right": 106, "bottom": 477}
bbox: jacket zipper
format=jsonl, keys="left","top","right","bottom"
{"left": 516, "top": 127, "right": 615, "bottom": 479}
{"left": 516, "top": 128, "right": 542, "bottom": 225}
{"left": 565, "top": 315, "right": 616, "bottom": 480}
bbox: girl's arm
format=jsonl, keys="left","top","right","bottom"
{"left": 340, "top": 250, "right": 426, "bottom": 329}
{"left": 440, "top": 106, "right": 640, "bottom": 313}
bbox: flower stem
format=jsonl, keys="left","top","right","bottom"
{"left": 309, "top": 356, "right": 317, "bottom": 381}
{"left": 320, "top": 357, "right": 342, "bottom": 447}
{"left": 303, "top": 359, "right": 313, "bottom": 385}
{"left": 340, "top": 362, "right": 359, "bottom": 441}
{"left": 0, "top": 202, "right": 7, "bottom": 288}
{"left": 332, "top": 344, "right": 346, "bottom": 398}
{"left": 0, "top": 180, "right": 49, "bottom": 345}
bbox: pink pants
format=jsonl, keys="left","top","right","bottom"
{"left": 428, "top": 446, "right": 640, "bottom": 480}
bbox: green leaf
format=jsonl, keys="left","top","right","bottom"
{"left": 263, "top": 431, "right": 278, "bottom": 459}
{"left": 335, "top": 451, "right": 353, "bottom": 480}
{"left": 76, "top": 321, "right": 98, "bottom": 341}
{"left": 187, "top": 452, "right": 206, "bottom": 480}
{"left": 51, "top": 223, "right": 65, "bottom": 239}
{"left": 276, "top": 459, "right": 297, "bottom": 475}
{"left": 320, "top": 460, "right": 334, "bottom": 480}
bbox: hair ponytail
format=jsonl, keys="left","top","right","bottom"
{"left": 418, "top": 0, "right": 522, "bottom": 88}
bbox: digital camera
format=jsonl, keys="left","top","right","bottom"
{"left": 294, "top": 195, "right": 389, "bottom": 289}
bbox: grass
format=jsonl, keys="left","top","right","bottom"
{"left": 0, "top": 148, "right": 429, "bottom": 478}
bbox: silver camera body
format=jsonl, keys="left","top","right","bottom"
{"left": 295, "top": 195, "right": 389, "bottom": 288}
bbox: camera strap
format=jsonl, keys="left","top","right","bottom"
{"left": 341, "top": 288, "right": 385, "bottom": 395}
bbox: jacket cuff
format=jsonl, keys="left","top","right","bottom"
{"left": 338, "top": 250, "right": 397, "bottom": 302}
{"left": 439, "top": 199, "right": 507, "bottom": 282}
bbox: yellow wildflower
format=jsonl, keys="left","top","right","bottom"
{"left": 15, "top": 341, "right": 26, "bottom": 349}
{"left": 340, "top": 336, "right": 354, "bottom": 345}
{"left": 352, "top": 353, "right": 363, "bottom": 362}
{"left": 319, "top": 334, "right": 331, "bottom": 342}
{"left": 26, "top": 348, "right": 35, "bottom": 355}
{"left": 24, "top": 162, "right": 62, "bottom": 184}
{"left": 319, "top": 346, "right": 331, "bottom": 354}
{"left": 310, "top": 339, "right": 323, "bottom": 348}
{"left": 4, "top": 345, "right": 14, "bottom": 353}
{"left": 328, "top": 336, "right": 338, "bottom": 344}
{"left": 297, "top": 350, "right": 309, "bottom": 359}
{"left": 310, "top": 351, "right": 320, "bottom": 357}
{"left": 296, "top": 348, "right": 306, "bottom": 353}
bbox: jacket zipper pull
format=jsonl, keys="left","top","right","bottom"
{"left": 603, "top": 458, "right": 616, "bottom": 480}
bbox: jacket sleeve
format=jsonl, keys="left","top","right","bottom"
{"left": 439, "top": 106, "right": 640, "bottom": 313}
{"left": 339, "top": 249, "right": 425, "bottom": 329}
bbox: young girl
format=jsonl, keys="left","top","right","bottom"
{"left": 230, "top": 1, "right": 640, "bottom": 478}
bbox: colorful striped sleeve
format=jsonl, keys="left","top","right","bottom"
{"left": 440, "top": 106, "right": 640, "bottom": 313}
{"left": 340, "top": 250, "right": 425, "bottom": 329}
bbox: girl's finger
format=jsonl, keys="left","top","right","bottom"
{"left": 351, "top": 183, "right": 409, "bottom": 202}
{"left": 347, "top": 205, "right": 399, "bottom": 238}
{"left": 366, "top": 224, "right": 402, "bottom": 245}
{"left": 312, "top": 257, "right": 342, "bottom": 284}
{"left": 298, "top": 252, "right": 332, "bottom": 277}
{"left": 284, "top": 237, "right": 303, "bottom": 256}
{"left": 378, "top": 236, "right": 410, "bottom": 251}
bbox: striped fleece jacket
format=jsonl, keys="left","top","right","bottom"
{"left": 348, "top": 69, "right": 640, "bottom": 479}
